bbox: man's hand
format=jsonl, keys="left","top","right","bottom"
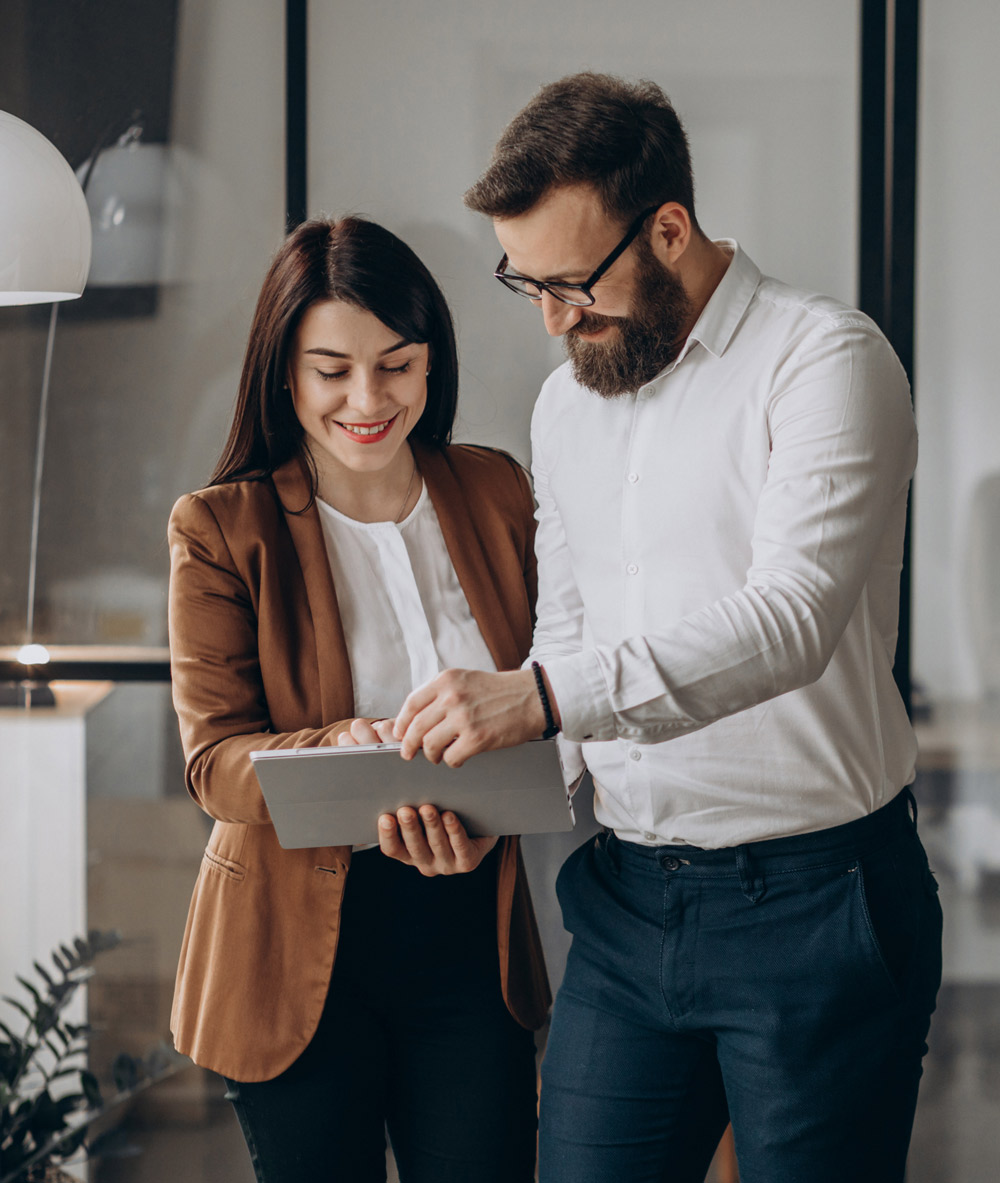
{"left": 393, "top": 667, "right": 556, "bottom": 767}
{"left": 378, "top": 804, "right": 498, "bottom": 876}
{"left": 336, "top": 717, "right": 398, "bottom": 746}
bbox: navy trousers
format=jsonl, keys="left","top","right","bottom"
{"left": 538, "top": 789, "right": 942, "bottom": 1183}
{"left": 225, "top": 847, "right": 538, "bottom": 1183}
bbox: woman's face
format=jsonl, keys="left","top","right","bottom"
{"left": 287, "top": 299, "right": 429, "bottom": 481}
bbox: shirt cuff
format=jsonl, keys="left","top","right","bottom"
{"left": 541, "top": 650, "right": 618, "bottom": 743}
{"left": 555, "top": 734, "right": 587, "bottom": 794}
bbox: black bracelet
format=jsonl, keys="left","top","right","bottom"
{"left": 531, "top": 661, "right": 560, "bottom": 739}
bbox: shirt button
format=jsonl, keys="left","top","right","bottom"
{"left": 626, "top": 562, "right": 638, "bottom": 575}
{"left": 627, "top": 472, "right": 639, "bottom": 484}
{"left": 641, "top": 385, "right": 655, "bottom": 398}
{"left": 643, "top": 831, "right": 657, "bottom": 842}
{"left": 629, "top": 748, "right": 642, "bottom": 762}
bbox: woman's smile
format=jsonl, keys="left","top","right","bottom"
{"left": 332, "top": 413, "right": 400, "bottom": 442}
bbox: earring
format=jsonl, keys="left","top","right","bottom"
{"left": 425, "top": 369, "right": 431, "bottom": 376}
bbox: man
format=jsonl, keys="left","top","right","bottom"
{"left": 390, "top": 73, "right": 941, "bottom": 1182}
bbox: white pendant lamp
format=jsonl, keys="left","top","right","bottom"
{"left": 0, "top": 110, "right": 92, "bottom": 306}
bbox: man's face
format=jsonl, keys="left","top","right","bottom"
{"left": 494, "top": 185, "right": 692, "bottom": 398}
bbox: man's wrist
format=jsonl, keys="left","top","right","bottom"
{"left": 530, "top": 661, "right": 561, "bottom": 739}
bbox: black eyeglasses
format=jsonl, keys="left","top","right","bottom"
{"left": 494, "top": 206, "right": 658, "bottom": 307}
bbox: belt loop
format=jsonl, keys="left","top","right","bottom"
{"left": 903, "top": 786, "right": 918, "bottom": 831}
{"left": 735, "top": 844, "right": 763, "bottom": 903}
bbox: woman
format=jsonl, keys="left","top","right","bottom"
{"left": 167, "top": 216, "right": 549, "bottom": 1182}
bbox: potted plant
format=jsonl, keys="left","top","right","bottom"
{"left": 0, "top": 930, "right": 181, "bottom": 1183}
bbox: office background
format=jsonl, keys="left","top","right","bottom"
{"left": 1, "top": 0, "right": 998, "bottom": 1179}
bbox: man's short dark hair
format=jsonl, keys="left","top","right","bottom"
{"left": 464, "top": 72, "right": 698, "bottom": 230}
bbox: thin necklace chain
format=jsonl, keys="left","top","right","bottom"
{"left": 394, "top": 457, "right": 418, "bottom": 524}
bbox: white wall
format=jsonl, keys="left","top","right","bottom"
{"left": 308, "top": 0, "right": 859, "bottom": 464}
{"left": 914, "top": 0, "right": 1000, "bottom": 701}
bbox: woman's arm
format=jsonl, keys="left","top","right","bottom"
{"left": 168, "top": 492, "right": 353, "bottom": 824}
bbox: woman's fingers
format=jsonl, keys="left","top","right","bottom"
{"left": 419, "top": 805, "right": 457, "bottom": 866}
{"left": 379, "top": 807, "right": 495, "bottom": 875}
{"left": 338, "top": 718, "right": 397, "bottom": 746}
{"left": 372, "top": 718, "right": 397, "bottom": 743}
{"left": 395, "top": 807, "right": 438, "bottom": 874}
{"left": 377, "top": 813, "right": 411, "bottom": 863}
{"left": 349, "top": 718, "right": 382, "bottom": 744}
{"left": 440, "top": 811, "right": 496, "bottom": 871}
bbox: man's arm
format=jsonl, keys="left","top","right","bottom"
{"left": 394, "top": 408, "right": 577, "bottom": 767}
{"left": 397, "top": 318, "right": 916, "bottom": 763}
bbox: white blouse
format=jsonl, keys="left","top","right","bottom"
{"left": 316, "top": 481, "right": 497, "bottom": 722}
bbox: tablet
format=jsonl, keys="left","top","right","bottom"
{"left": 250, "top": 739, "right": 575, "bottom": 850}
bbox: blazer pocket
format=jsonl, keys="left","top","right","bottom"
{"left": 202, "top": 848, "right": 246, "bottom": 882}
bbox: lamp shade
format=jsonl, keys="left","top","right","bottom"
{"left": 80, "top": 140, "right": 167, "bottom": 286}
{"left": 0, "top": 110, "right": 92, "bottom": 306}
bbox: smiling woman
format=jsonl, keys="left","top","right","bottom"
{"left": 287, "top": 299, "right": 429, "bottom": 520}
{"left": 165, "top": 216, "right": 549, "bottom": 1182}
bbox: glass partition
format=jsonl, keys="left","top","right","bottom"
{"left": 0, "top": 0, "right": 285, "bottom": 653}
{"left": 909, "top": 1, "right": 1000, "bottom": 1176}
{"left": 307, "top": 0, "right": 860, "bottom": 467}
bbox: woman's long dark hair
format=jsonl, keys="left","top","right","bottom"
{"left": 210, "top": 216, "right": 459, "bottom": 488}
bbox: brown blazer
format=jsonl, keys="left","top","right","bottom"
{"left": 167, "top": 443, "right": 551, "bottom": 1082}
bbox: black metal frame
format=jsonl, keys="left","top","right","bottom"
{"left": 0, "top": 658, "right": 171, "bottom": 683}
{"left": 858, "top": 0, "right": 921, "bottom": 716}
{"left": 285, "top": 0, "right": 307, "bottom": 230}
{"left": 8, "top": 3, "right": 920, "bottom": 692}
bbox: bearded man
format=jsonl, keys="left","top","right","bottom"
{"left": 390, "top": 72, "right": 941, "bottom": 1183}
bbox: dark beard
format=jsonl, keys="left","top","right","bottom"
{"left": 564, "top": 237, "right": 692, "bottom": 399}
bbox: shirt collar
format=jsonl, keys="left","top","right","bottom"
{"left": 684, "top": 239, "right": 761, "bottom": 361}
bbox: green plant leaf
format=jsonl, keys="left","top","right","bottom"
{"left": 54, "top": 1092, "right": 86, "bottom": 1117}
{"left": 32, "top": 961, "right": 54, "bottom": 990}
{"left": 46, "top": 1066, "right": 81, "bottom": 1083}
{"left": 27, "top": 1089, "right": 64, "bottom": 1134}
{"left": 34, "top": 1001, "right": 58, "bottom": 1039}
{"left": 0, "top": 1017, "right": 22, "bottom": 1045}
{"left": 14, "top": 978, "right": 42, "bottom": 1010}
{"left": 1, "top": 997, "right": 34, "bottom": 1026}
{"left": 80, "top": 1070, "right": 101, "bottom": 1108}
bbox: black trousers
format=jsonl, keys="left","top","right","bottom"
{"left": 225, "top": 847, "right": 539, "bottom": 1183}
{"left": 539, "top": 788, "right": 943, "bottom": 1182}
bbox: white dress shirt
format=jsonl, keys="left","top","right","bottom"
{"left": 529, "top": 242, "right": 918, "bottom": 848}
{"left": 317, "top": 481, "right": 497, "bottom": 720}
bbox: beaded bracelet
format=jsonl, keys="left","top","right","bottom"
{"left": 531, "top": 660, "right": 560, "bottom": 740}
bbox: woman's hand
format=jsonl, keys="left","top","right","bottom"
{"left": 378, "top": 805, "right": 498, "bottom": 876}
{"left": 336, "top": 717, "right": 398, "bottom": 745}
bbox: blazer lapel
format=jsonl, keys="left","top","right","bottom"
{"left": 271, "top": 457, "right": 354, "bottom": 723}
{"left": 417, "top": 444, "right": 523, "bottom": 672}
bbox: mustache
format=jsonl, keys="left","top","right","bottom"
{"left": 567, "top": 311, "right": 620, "bottom": 337}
